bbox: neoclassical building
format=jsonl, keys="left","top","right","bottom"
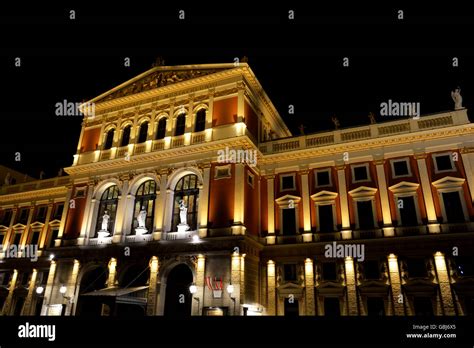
{"left": 1, "top": 63, "right": 473, "bottom": 316}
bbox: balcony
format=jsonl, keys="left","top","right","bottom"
{"left": 0, "top": 176, "right": 71, "bottom": 195}
{"left": 259, "top": 109, "right": 469, "bottom": 155}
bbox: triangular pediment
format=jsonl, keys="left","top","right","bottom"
{"left": 11, "top": 223, "right": 26, "bottom": 230}
{"left": 348, "top": 186, "right": 378, "bottom": 197}
{"left": 388, "top": 181, "right": 419, "bottom": 193}
{"left": 0, "top": 225, "right": 8, "bottom": 231}
{"left": 90, "top": 64, "right": 235, "bottom": 104}
{"left": 311, "top": 190, "right": 338, "bottom": 202}
{"left": 432, "top": 176, "right": 465, "bottom": 189}
{"left": 48, "top": 219, "right": 61, "bottom": 226}
{"left": 275, "top": 194, "right": 301, "bottom": 206}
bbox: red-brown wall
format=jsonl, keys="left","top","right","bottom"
{"left": 80, "top": 127, "right": 101, "bottom": 153}
{"left": 208, "top": 163, "right": 235, "bottom": 228}
{"left": 212, "top": 97, "right": 237, "bottom": 127}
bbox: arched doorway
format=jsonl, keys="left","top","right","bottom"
{"left": 164, "top": 264, "right": 193, "bottom": 317}
{"left": 76, "top": 267, "right": 108, "bottom": 316}
{"left": 116, "top": 264, "right": 149, "bottom": 317}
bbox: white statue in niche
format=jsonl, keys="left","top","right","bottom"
{"left": 98, "top": 211, "right": 111, "bottom": 238}
{"left": 179, "top": 200, "right": 187, "bottom": 225}
{"left": 137, "top": 206, "right": 147, "bottom": 228}
{"left": 101, "top": 211, "right": 110, "bottom": 231}
{"left": 451, "top": 87, "right": 463, "bottom": 110}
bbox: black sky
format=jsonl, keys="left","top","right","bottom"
{"left": 1, "top": 3, "right": 473, "bottom": 179}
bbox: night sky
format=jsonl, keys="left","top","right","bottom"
{"left": 1, "top": 3, "right": 473, "bottom": 179}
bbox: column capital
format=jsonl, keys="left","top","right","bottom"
{"left": 374, "top": 158, "right": 385, "bottom": 165}
{"left": 460, "top": 146, "right": 474, "bottom": 154}
{"left": 265, "top": 174, "right": 275, "bottom": 180}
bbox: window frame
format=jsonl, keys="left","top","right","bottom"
{"left": 433, "top": 152, "right": 456, "bottom": 174}
{"left": 390, "top": 158, "right": 412, "bottom": 178}
{"left": 315, "top": 168, "right": 332, "bottom": 188}
{"left": 280, "top": 173, "right": 296, "bottom": 192}
{"left": 351, "top": 163, "right": 371, "bottom": 183}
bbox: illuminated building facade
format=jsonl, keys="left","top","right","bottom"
{"left": 1, "top": 63, "right": 473, "bottom": 316}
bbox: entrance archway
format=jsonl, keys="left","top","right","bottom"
{"left": 164, "top": 264, "right": 193, "bottom": 317}
{"left": 76, "top": 266, "right": 108, "bottom": 316}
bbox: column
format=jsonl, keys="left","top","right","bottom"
{"left": 42, "top": 260, "right": 57, "bottom": 315}
{"left": 301, "top": 170, "right": 312, "bottom": 242}
{"left": 232, "top": 163, "right": 245, "bottom": 235}
{"left": 20, "top": 205, "right": 35, "bottom": 248}
{"left": 266, "top": 260, "right": 276, "bottom": 315}
{"left": 205, "top": 90, "right": 214, "bottom": 142}
{"left": 192, "top": 254, "right": 206, "bottom": 316}
{"left": 374, "top": 158, "right": 394, "bottom": 236}
{"left": 2, "top": 269, "right": 18, "bottom": 315}
{"left": 230, "top": 252, "right": 242, "bottom": 315}
{"left": 2, "top": 207, "right": 18, "bottom": 254}
{"left": 39, "top": 202, "right": 54, "bottom": 252}
{"left": 344, "top": 257, "right": 358, "bottom": 315}
{"left": 415, "top": 153, "right": 438, "bottom": 229}
{"left": 434, "top": 252, "right": 456, "bottom": 315}
{"left": 387, "top": 254, "right": 405, "bottom": 315}
{"left": 64, "top": 259, "right": 80, "bottom": 316}
{"left": 147, "top": 256, "right": 159, "bottom": 315}
{"left": 237, "top": 81, "right": 245, "bottom": 123}
{"left": 197, "top": 165, "right": 211, "bottom": 238}
{"left": 304, "top": 258, "right": 315, "bottom": 315}
{"left": 21, "top": 269, "right": 38, "bottom": 315}
{"left": 336, "top": 164, "right": 351, "bottom": 231}
{"left": 266, "top": 175, "right": 276, "bottom": 245}
{"left": 461, "top": 148, "right": 474, "bottom": 203}
{"left": 113, "top": 177, "right": 130, "bottom": 243}
{"left": 77, "top": 183, "right": 94, "bottom": 244}
{"left": 153, "top": 170, "right": 168, "bottom": 240}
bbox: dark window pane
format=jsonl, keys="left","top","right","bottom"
{"left": 195, "top": 109, "right": 206, "bottom": 132}
{"left": 399, "top": 196, "right": 418, "bottom": 226}
{"left": 175, "top": 114, "right": 186, "bottom": 136}
{"left": 367, "top": 297, "right": 385, "bottom": 316}
{"left": 318, "top": 205, "right": 334, "bottom": 232}
{"left": 138, "top": 122, "right": 148, "bottom": 143}
{"left": 13, "top": 233, "right": 22, "bottom": 245}
{"left": 324, "top": 297, "right": 340, "bottom": 316}
{"left": 1, "top": 210, "right": 12, "bottom": 226}
{"left": 121, "top": 126, "right": 131, "bottom": 146}
{"left": 284, "top": 297, "right": 299, "bottom": 317}
{"left": 156, "top": 118, "right": 167, "bottom": 140}
{"left": 281, "top": 176, "right": 294, "bottom": 190}
{"left": 30, "top": 231, "right": 40, "bottom": 246}
{"left": 407, "top": 259, "right": 427, "bottom": 278}
{"left": 282, "top": 208, "right": 296, "bottom": 236}
{"left": 322, "top": 263, "right": 337, "bottom": 281}
{"left": 48, "top": 229, "right": 59, "bottom": 248}
{"left": 393, "top": 161, "right": 409, "bottom": 176}
{"left": 104, "top": 129, "right": 114, "bottom": 150}
{"left": 455, "top": 257, "right": 474, "bottom": 277}
{"left": 317, "top": 171, "right": 330, "bottom": 186}
{"left": 53, "top": 204, "right": 64, "bottom": 220}
{"left": 354, "top": 166, "right": 368, "bottom": 181}
{"left": 283, "top": 264, "right": 297, "bottom": 281}
{"left": 357, "top": 201, "right": 375, "bottom": 229}
{"left": 435, "top": 155, "right": 453, "bottom": 171}
{"left": 364, "top": 260, "right": 380, "bottom": 280}
{"left": 413, "top": 297, "right": 433, "bottom": 316}
{"left": 442, "top": 192, "right": 465, "bottom": 222}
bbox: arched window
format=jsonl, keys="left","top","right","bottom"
{"left": 156, "top": 118, "right": 167, "bottom": 140}
{"left": 175, "top": 114, "right": 186, "bottom": 136}
{"left": 104, "top": 129, "right": 115, "bottom": 150}
{"left": 131, "top": 180, "right": 156, "bottom": 233}
{"left": 194, "top": 109, "right": 206, "bottom": 132}
{"left": 120, "top": 125, "right": 131, "bottom": 147}
{"left": 96, "top": 185, "right": 120, "bottom": 236}
{"left": 138, "top": 121, "right": 149, "bottom": 143}
{"left": 172, "top": 174, "right": 199, "bottom": 232}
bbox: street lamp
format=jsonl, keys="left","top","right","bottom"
{"left": 189, "top": 283, "right": 200, "bottom": 315}
{"left": 36, "top": 286, "right": 44, "bottom": 295}
{"left": 227, "top": 282, "right": 236, "bottom": 315}
{"left": 59, "top": 285, "right": 71, "bottom": 316}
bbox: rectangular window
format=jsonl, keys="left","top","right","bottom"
{"left": 283, "top": 264, "right": 297, "bottom": 281}
{"left": 454, "top": 257, "right": 474, "bottom": 277}
{"left": 282, "top": 208, "right": 296, "bottom": 236}
{"left": 324, "top": 297, "right": 340, "bottom": 316}
{"left": 0, "top": 234, "right": 4, "bottom": 246}
{"left": 352, "top": 164, "right": 370, "bottom": 182}
{"left": 214, "top": 165, "right": 231, "bottom": 180}
{"left": 247, "top": 172, "right": 254, "bottom": 188}
{"left": 21, "top": 272, "right": 30, "bottom": 286}
{"left": 35, "top": 206, "right": 47, "bottom": 223}
{"left": 442, "top": 191, "right": 465, "bottom": 223}
{"left": 0, "top": 209, "right": 12, "bottom": 226}
{"left": 47, "top": 229, "right": 59, "bottom": 248}
{"left": 367, "top": 297, "right": 385, "bottom": 316}
{"left": 280, "top": 174, "right": 295, "bottom": 191}
{"left": 318, "top": 205, "right": 334, "bottom": 232}
{"left": 284, "top": 297, "right": 299, "bottom": 317}
{"left": 392, "top": 159, "right": 410, "bottom": 177}
{"left": 357, "top": 200, "right": 375, "bottom": 229}
{"left": 398, "top": 196, "right": 418, "bottom": 226}
{"left": 53, "top": 204, "right": 64, "bottom": 220}
{"left": 322, "top": 262, "right": 337, "bottom": 281}
{"left": 30, "top": 231, "right": 40, "bottom": 246}
{"left": 407, "top": 258, "right": 427, "bottom": 278}
{"left": 363, "top": 260, "right": 380, "bottom": 280}
{"left": 0, "top": 272, "right": 11, "bottom": 286}
{"left": 13, "top": 232, "right": 22, "bottom": 246}
{"left": 17, "top": 208, "right": 29, "bottom": 225}
{"left": 413, "top": 297, "right": 434, "bottom": 316}
{"left": 316, "top": 170, "right": 331, "bottom": 187}
{"left": 434, "top": 154, "right": 454, "bottom": 172}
